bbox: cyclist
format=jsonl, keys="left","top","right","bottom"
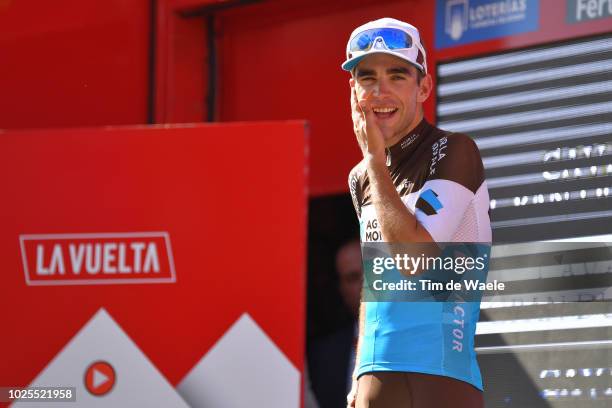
{"left": 343, "top": 17, "right": 492, "bottom": 408}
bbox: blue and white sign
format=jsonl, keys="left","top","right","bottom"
{"left": 435, "top": 0, "right": 540, "bottom": 49}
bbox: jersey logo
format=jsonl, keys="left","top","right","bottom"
{"left": 416, "top": 189, "right": 443, "bottom": 215}
{"left": 429, "top": 136, "right": 448, "bottom": 176}
{"left": 400, "top": 134, "right": 418, "bottom": 150}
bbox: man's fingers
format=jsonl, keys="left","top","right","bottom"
{"left": 358, "top": 100, "right": 370, "bottom": 115}
{"left": 358, "top": 94, "right": 377, "bottom": 126}
{"left": 357, "top": 89, "right": 375, "bottom": 114}
{"left": 353, "top": 88, "right": 375, "bottom": 112}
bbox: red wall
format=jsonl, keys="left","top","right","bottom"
{"left": 165, "top": 14, "right": 208, "bottom": 123}
{"left": 1, "top": 0, "right": 610, "bottom": 195}
{"left": 0, "top": 0, "right": 151, "bottom": 129}
{"left": 0, "top": 121, "right": 307, "bottom": 399}
{"left": 210, "top": 0, "right": 611, "bottom": 195}
{"left": 213, "top": 0, "right": 437, "bottom": 196}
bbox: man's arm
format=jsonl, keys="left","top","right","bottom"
{"left": 354, "top": 91, "right": 484, "bottom": 245}
{"left": 352, "top": 86, "right": 433, "bottom": 244}
{"left": 365, "top": 154, "right": 433, "bottom": 243}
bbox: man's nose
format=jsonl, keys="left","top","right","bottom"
{"left": 376, "top": 78, "right": 392, "bottom": 95}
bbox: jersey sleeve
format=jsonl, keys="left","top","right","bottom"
{"left": 415, "top": 133, "right": 485, "bottom": 243}
{"left": 348, "top": 165, "right": 362, "bottom": 220}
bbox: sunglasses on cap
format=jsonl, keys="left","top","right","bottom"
{"left": 346, "top": 27, "right": 426, "bottom": 73}
{"left": 349, "top": 27, "right": 414, "bottom": 54}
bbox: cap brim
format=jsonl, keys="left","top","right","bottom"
{"left": 341, "top": 55, "right": 366, "bottom": 71}
{"left": 341, "top": 50, "right": 424, "bottom": 73}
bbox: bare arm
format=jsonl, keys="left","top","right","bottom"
{"left": 365, "top": 154, "right": 433, "bottom": 243}
{"left": 352, "top": 86, "right": 433, "bottom": 244}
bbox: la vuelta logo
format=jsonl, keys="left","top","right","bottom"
{"left": 19, "top": 232, "right": 176, "bottom": 286}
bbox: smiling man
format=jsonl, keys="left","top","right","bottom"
{"left": 343, "top": 18, "right": 491, "bottom": 408}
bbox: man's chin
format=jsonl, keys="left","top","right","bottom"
{"left": 382, "top": 130, "right": 402, "bottom": 146}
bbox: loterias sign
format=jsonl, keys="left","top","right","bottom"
{"left": 435, "top": 0, "right": 540, "bottom": 49}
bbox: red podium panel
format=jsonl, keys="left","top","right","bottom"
{"left": 0, "top": 122, "right": 307, "bottom": 407}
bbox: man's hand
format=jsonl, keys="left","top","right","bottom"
{"left": 350, "top": 84, "right": 386, "bottom": 162}
{"left": 346, "top": 378, "right": 358, "bottom": 408}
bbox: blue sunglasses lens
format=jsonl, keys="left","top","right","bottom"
{"left": 349, "top": 28, "right": 413, "bottom": 52}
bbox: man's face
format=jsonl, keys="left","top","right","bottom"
{"left": 336, "top": 241, "right": 363, "bottom": 318}
{"left": 351, "top": 53, "right": 431, "bottom": 146}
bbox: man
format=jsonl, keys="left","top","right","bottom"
{"left": 308, "top": 239, "right": 362, "bottom": 408}
{"left": 336, "top": 239, "right": 363, "bottom": 322}
{"left": 342, "top": 18, "right": 491, "bottom": 407}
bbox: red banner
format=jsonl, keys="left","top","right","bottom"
{"left": 20, "top": 232, "right": 175, "bottom": 285}
{"left": 0, "top": 122, "right": 307, "bottom": 407}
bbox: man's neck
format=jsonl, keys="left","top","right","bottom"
{"left": 385, "top": 112, "right": 425, "bottom": 147}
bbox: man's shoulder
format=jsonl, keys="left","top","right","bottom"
{"left": 348, "top": 159, "right": 366, "bottom": 178}
{"left": 407, "top": 122, "right": 480, "bottom": 167}
{"left": 348, "top": 160, "right": 367, "bottom": 217}
{"left": 348, "top": 159, "right": 367, "bottom": 189}
{"left": 428, "top": 124, "right": 478, "bottom": 151}
{"left": 425, "top": 126, "right": 484, "bottom": 194}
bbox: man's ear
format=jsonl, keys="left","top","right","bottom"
{"left": 349, "top": 77, "right": 355, "bottom": 88}
{"left": 417, "top": 74, "right": 433, "bottom": 103}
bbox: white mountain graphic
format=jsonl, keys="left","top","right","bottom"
{"left": 178, "top": 313, "right": 300, "bottom": 408}
{"left": 12, "top": 308, "right": 188, "bottom": 407}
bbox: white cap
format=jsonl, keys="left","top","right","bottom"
{"left": 341, "top": 17, "right": 427, "bottom": 74}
